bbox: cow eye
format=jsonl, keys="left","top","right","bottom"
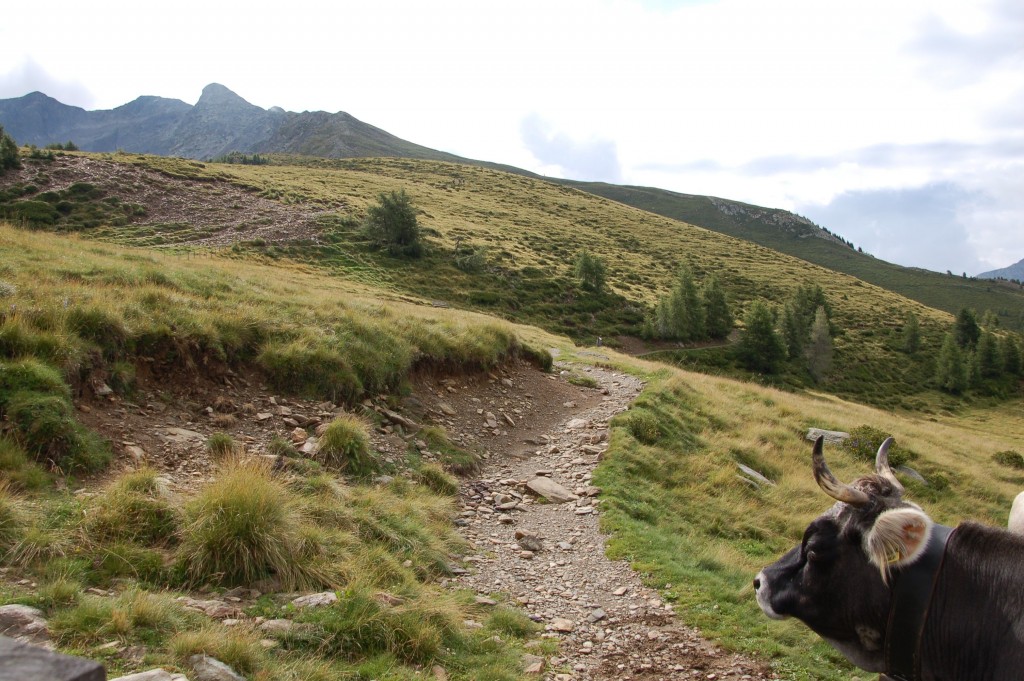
{"left": 806, "top": 549, "right": 822, "bottom": 563}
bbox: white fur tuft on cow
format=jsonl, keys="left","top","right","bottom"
{"left": 1010, "top": 491, "right": 1024, "bottom": 535}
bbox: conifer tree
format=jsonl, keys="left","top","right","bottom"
{"left": 902, "top": 311, "right": 921, "bottom": 354}
{"left": 935, "top": 333, "right": 968, "bottom": 393}
{"left": 781, "top": 302, "right": 805, "bottom": 359}
{"left": 701, "top": 274, "right": 733, "bottom": 339}
{"left": 806, "top": 306, "right": 833, "bottom": 382}
{"left": 954, "top": 308, "right": 980, "bottom": 348}
{"left": 1002, "top": 336, "right": 1022, "bottom": 376}
{"left": 734, "top": 301, "right": 785, "bottom": 373}
{"left": 0, "top": 125, "right": 19, "bottom": 174}
{"left": 975, "top": 331, "right": 1000, "bottom": 379}
{"left": 574, "top": 250, "right": 607, "bottom": 293}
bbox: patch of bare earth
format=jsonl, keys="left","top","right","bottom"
{"left": 3, "top": 155, "right": 335, "bottom": 247}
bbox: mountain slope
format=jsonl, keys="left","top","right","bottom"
{"left": 979, "top": 257, "right": 1024, "bottom": 282}
{"left": 0, "top": 84, "right": 465, "bottom": 163}
{"left": 561, "top": 180, "right": 1024, "bottom": 329}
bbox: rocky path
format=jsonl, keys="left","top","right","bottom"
{"left": 442, "top": 363, "right": 774, "bottom": 681}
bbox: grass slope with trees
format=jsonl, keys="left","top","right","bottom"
{"left": 2, "top": 145, "right": 1023, "bottom": 679}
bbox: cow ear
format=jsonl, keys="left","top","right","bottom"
{"left": 864, "top": 508, "right": 933, "bottom": 577}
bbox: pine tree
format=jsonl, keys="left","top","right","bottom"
{"left": 806, "top": 306, "right": 833, "bottom": 382}
{"left": 954, "top": 308, "right": 980, "bottom": 348}
{"left": 574, "top": 250, "right": 606, "bottom": 293}
{"left": 975, "top": 332, "right": 1000, "bottom": 379}
{"left": 0, "top": 125, "right": 20, "bottom": 174}
{"left": 902, "top": 311, "right": 921, "bottom": 354}
{"left": 1002, "top": 336, "right": 1022, "bottom": 376}
{"left": 701, "top": 274, "right": 733, "bottom": 339}
{"left": 935, "top": 333, "right": 968, "bottom": 393}
{"left": 781, "top": 302, "right": 805, "bottom": 359}
{"left": 363, "top": 189, "right": 422, "bottom": 257}
{"left": 734, "top": 301, "right": 785, "bottom": 373}
{"left": 648, "top": 265, "right": 704, "bottom": 341}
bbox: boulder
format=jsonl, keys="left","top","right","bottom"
{"left": 525, "top": 477, "right": 578, "bottom": 504}
{"left": 0, "top": 605, "right": 49, "bottom": 645}
{"left": 187, "top": 654, "right": 245, "bottom": 681}
{"left": 805, "top": 428, "right": 850, "bottom": 444}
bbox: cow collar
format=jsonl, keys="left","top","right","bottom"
{"left": 884, "top": 523, "right": 954, "bottom": 681}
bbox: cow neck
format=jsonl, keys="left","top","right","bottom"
{"left": 884, "top": 523, "right": 954, "bottom": 681}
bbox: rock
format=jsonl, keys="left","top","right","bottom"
{"left": 256, "top": 412, "right": 273, "bottom": 421}
{"left": 549, "top": 617, "right": 575, "bottom": 632}
{"left": 474, "top": 596, "right": 498, "bottom": 606}
{"left": 291, "top": 591, "right": 338, "bottom": 609}
{"left": 501, "top": 412, "right": 516, "bottom": 427}
{"left": 176, "top": 598, "right": 240, "bottom": 619}
{"left": 522, "top": 653, "right": 545, "bottom": 674}
{"left": 187, "top": 654, "right": 246, "bottom": 681}
{"left": 109, "top": 669, "right": 189, "bottom": 681}
{"left": 501, "top": 378, "right": 514, "bottom": 389}
{"left": 381, "top": 408, "right": 418, "bottom": 430}
{"left": 431, "top": 665, "right": 448, "bottom": 680}
{"left": 258, "top": 618, "right": 294, "bottom": 635}
{"left": 806, "top": 428, "right": 850, "bottom": 444}
{"left": 437, "top": 402, "right": 457, "bottom": 416}
{"left": 290, "top": 427, "right": 308, "bottom": 444}
{"left": 124, "top": 445, "right": 147, "bottom": 463}
{"left": 0, "top": 635, "right": 104, "bottom": 679}
{"left": 374, "top": 592, "right": 406, "bottom": 606}
{"left": 162, "top": 428, "right": 204, "bottom": 443}
{"left": 515, "top": 532, "right": 544, "bottom": 552}
{"left": 0, "top": 604, "right": 50, "bottom": 645}
{"left": 525, "top": 477, "right": 578, "bottom": 504}
{"left": 565, "top": 418, "right": 588, "bottom": 430}
{"left": 589, "top": 608, "right": 607, "bottom": 622}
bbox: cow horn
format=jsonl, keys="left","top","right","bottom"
{"left": 874, "top": 437, "right": 905, "bottom": 494}
{"left": 812, "top": 436, "right": 871, "bottom": 506}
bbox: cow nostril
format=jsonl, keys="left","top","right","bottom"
{"left": 753, "top": 577, "right": 761, "bottom": 590}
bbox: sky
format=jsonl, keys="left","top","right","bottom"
{"left": 2, "top": 0, "right": 1022, "bottom": 276}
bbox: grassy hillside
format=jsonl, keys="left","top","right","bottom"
{"left": 2, "top": 152, "right": 1021, "bottom": 413}
{"left": 563, "top": 180, "right": 1024, "bottom": 331}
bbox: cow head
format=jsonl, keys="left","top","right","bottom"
{"left": 753, "top": 436, "right": 935, "bottom": 672}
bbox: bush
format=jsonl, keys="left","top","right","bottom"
{"left": 840, "top": 425, "right": 912, "bottom": 468}
{"left": 0, "top": 125, "right": 19, "bottom": 173}
{"left": 317, "top": 415, "right": 376, "bottom": 477}
{"left": 177, "top": 460, "right": 330, "bottom": 589}
{"left": 624, "top": 409, "right": 662, "bottom": 445}
{"left": 993, "top": 450, "right": 1024, "bottom": 470}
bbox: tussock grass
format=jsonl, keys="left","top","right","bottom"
{"left": 0, "top": 482, "right": 26, "bottom": 554}
{"left": 415, "top": 463, "right": 460, "bottom": 496}
{"left": 205, "top": 432, "right": 238, "bottom": 460}
{"left": 177, "top": 459, "right": 334, "bottom": 589}
{"left": 84, "top": 468, "right": 178, "bottom": 546}
{"left": 419, "top": 425, "right": 481, "bottom": 475}
{"left": 0, "top": 435, "right": 50, "bottom": 490}
{"left": 54, "top": 589, "right": 200, "bottom": 646}
{"left": 316, "top": 414, "right": 376, "bottom": 476}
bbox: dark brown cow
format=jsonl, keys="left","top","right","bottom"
{"left": 754, "top": 436, "right": 1024, "bottom": 681}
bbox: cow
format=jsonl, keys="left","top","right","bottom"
{"left": 753, "top": 436, "right": 1024, "bottom": 681}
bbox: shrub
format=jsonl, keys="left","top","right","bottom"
{"left": 840, "top": 425, "right": 912, "bottom": 468}
{"left": 177, "top": 460, "right": 329, "bottom": 589}
{"left": 415, "top": 463, "right": 460, "bottom": 496}
{"left": 624, "top": 409, "right": 662, "bottom": 445}
{"left": 574, "top": 250, "right": 607, "bottom": 292}
{"left": 993, "top": 450, "right": 1024, "bottom": 470}
{"left": 317, "top": 415, "right": 376, "bottom": 477}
